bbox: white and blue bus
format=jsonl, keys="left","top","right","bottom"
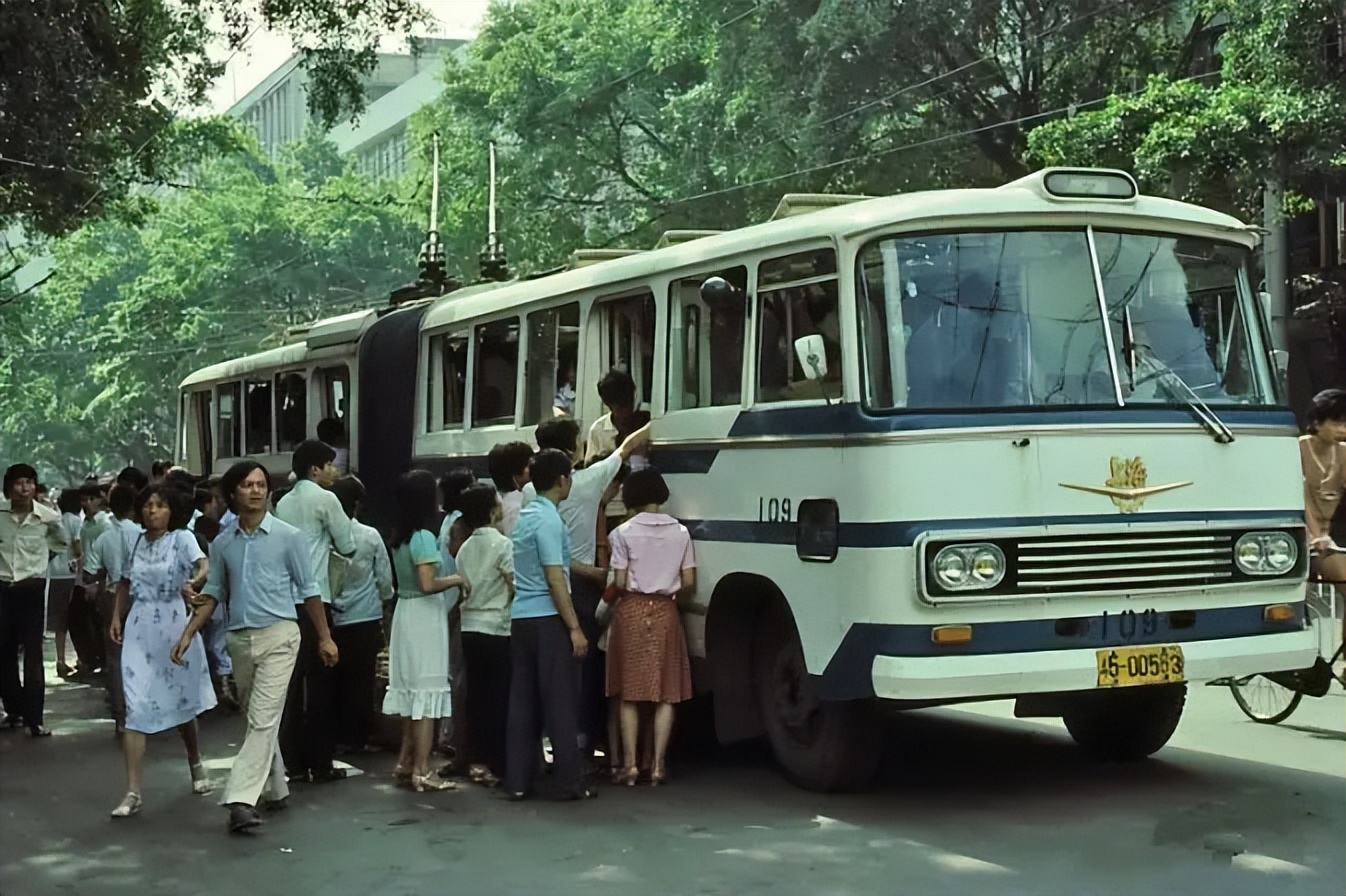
{"left": 180, "top": 168, "right": 1317, "bottom": 791}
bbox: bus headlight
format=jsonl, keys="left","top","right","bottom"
{"left": 1234, "top": 531, "right": 1297, "bottom": 576}
{"left": 932, "top": 544, "right": 1006, "bottom": 591}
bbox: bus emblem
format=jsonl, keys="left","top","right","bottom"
{"left": 1059, "top": 456, "right": 1193, "bottom": 513}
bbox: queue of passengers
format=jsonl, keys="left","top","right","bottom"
{"left": 1, "top": 368, "right": 701, "bottom": 833}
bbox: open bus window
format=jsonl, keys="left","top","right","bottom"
{"left": 597, "top": 292, "right": 655, "bottom": 409}
{"left": 274, "top": 371, "right": 307, "bottom": 452}
{"left": 318, "top": 365, "right": 349, "bottom": 424}
{"left": 525, "top": 302, "right": 580, "bottom": 424}
{"left": 756, "top": 249, "right": 840, "bottom": 403}
{"left": 216, "top": 382, "right": 241, "bottom": 458}
{"left": 429, "top": 333, "right": 468, "bottom": 430}
{"left": 244, "top": 379, "right": 273, "bottom": 454}
{"left": 473, "top": 318, "right": 519, "bottom": 427}
{"left": 668, "top": 266, "right": 747, "bottom": 410}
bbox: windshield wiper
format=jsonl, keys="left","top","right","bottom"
{"left": 1132, "top": 342, "right": 1235, "bottom": 444}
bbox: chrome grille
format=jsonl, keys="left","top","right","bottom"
{"left": 1015, "top": 530, "right": 1235, "bottom": 594}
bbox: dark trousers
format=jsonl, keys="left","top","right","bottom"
{"left": 0, "top": 579, "right": 47, "bottom": 727}
{"left": 280, "top": 606, "right": 338, "bottom": 776}
{"left": 331, "top": 620, "right": 381, "bottom": 750}
{"left": 505, "top": 616, "right": 582, "bottom": 797}
{"left": 570, "top": 575, "right": 606, "bottom": 757}
{"left": 67, "top": 585, "right": 104, "bottom": 671}
{"left": 462, "top": 631, "right": 510, "bottom": 776}
{"left": 96, "top": 588, "right": 128, "bottom": 722}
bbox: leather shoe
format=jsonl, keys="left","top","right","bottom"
{"left": 227, "top": 802, "right": 263, "bottom": 834}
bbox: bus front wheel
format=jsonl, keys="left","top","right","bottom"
{"left": 752, "top": 607, "right": 881, "bottom": 792}
{"left": 1062, "top": 683, "right": 1187, "bottom": 761}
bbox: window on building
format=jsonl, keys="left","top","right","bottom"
{"left": 756, "top": 249, "right": 841, "bottom": 403}
{"left": 668, "top": 266, "right": 748, "bottom": 410}
{"left": 274, "top": 371, "right": 307, "bottom": 452}
{"left": 217, "top": 382, "right": 241, "bottom": 458}
{"left": 524, "top": 302, "right": 581, "bottom": 424}
{"left": 244, "top": 379, "right": 273, "bottom": 455}
{"left": 473, "top": 319, "right": 519, "bottom": 427}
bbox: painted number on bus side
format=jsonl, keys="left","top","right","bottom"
{"left": 759, "top": 497, "right": 792, "bottom": 522}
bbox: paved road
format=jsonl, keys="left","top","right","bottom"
{"left": 1, "top": 665, "right": 1342, "bottom": 896}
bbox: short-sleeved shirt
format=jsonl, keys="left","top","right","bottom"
{"left": 499, "top": 491, "right": 523, "bottom": 538}
{"left": 510, "top": 496, "right": 569, "bottom": 619}
{"left": 201, "top": 513, "right": 319, "bottom": 631}
{"left": 274, "top": 478, "right": 356, "bottom": 604}
{"left": 437, "top": 510, "right": 463, "bottom": 610}
{"left": 333, "top": 519, "right": 393, "bottom": 627}
{"left": 610, "top": 512, "right": 695, "bottom": 596}
{"left": 47, "top": 512, "right": 82, "bottom": 579}
{"left": 393, "top": 530, "right": 441, "bottom": 599}
{"left": 89, "top": 517, "right": 143, "bottom": 586}
{"left": 520, "top": 451, "right": 623, "bottom": 566}
{"left": 80, "top": 511, "right": 115, "bottom": 577}
{"left": 456, "top": 526, "right": 514, "bottom": 636}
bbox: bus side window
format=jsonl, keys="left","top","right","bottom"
{"left": 524, "top": 302, "right": 580, "bottom": 424}
{"left": 217, "top": 382, "right": 241, "bottom": 458}
{"left": 244, "top": 379, "right": 273, "bottom": 455}
{"left": 274, "top": 371, "right": 307, "bottom": 452}
{"left": 596, "top": 292, "right": 655, "bottom": 409}
{"left": 426, "top": 333, "right": 468, "bottom": 431}
{"left": 191, "top": 390, "right": 214, "bottom": 472}
{"left": 318, "top": 365, "right": 349, "bottom": 423}
{"left": 756, "top": 249, "right": 840, "bottom": 403}
{"left": 668, "top": 265, "right": 747, "bottom": 410}
{"left": 473, "top": 318, "right": 520, "bottom": 427}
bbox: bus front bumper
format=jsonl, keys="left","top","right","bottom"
{"left": 870, "top": 631, "right": 1318, "bottom": 702}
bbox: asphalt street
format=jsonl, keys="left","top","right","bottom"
{"left": 1, "top": 655, "right": 1342, "bottom": 896}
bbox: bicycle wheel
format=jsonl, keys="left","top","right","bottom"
{"left": 1229, "top": 675, "right": 1302, "bottom": 724}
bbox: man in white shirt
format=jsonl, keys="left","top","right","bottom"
{"left": 274, "top": 440, "right": 356, "bottom": 783}
{"left": 82, "top": 483, "right": 140, "bottom": 732}
{"left": 523, "top": 417, "right": 650, "bottom": 759}
{"left": 70, "top": 481, "right": 114, "bottom": 677}
{"left": 0, "top": 463, "right": 69, "bottom": 736}
{"left": 47, "top": 489, "right": 86, "bottom": 679}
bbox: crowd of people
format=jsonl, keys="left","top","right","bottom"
{"left": 0, "top": 368, "right": 702, "bottom": 834}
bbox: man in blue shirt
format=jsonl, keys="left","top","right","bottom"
{"left": 174, "top": 461, "right": 334, "bottom": 835}
{"left": 505, "top": 449, "right": 593, "bottom": 801}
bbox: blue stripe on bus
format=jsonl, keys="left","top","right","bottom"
{"left": 811, "top": 602, "right": 1306, "bottom": 700}
{"left": 726, "top": 403, "right": 1296, "bottom": 438}
{"left": 682, "top": 509, "right": 1304, "bottom": 549}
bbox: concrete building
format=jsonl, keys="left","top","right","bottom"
{"left": 226, "top": 38, "right": 466, "bottom": 162}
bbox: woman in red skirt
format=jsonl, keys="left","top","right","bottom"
{"left": 604, "top": 468, "right": 695, "bottom": 786}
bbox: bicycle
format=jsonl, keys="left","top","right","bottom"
{"left": 1223, "top": 547, "right": 1345, "bottom": 725}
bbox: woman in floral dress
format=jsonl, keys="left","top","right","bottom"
{"left": 108, "top": 484, "right": 217, "bottom": 817}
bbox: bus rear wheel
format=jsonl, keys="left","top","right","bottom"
{"left": 753, "top": 608, "right": 881, "bottom": 792}
{"left": 1062, "top": 683, "right": 1186, "bottom": 761}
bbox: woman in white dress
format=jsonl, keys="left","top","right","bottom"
{"left": 108, "top": 485, "right": 217, "bottom": 817}
{"left": 383, "top": 471, "right": 469, "bottom": 792}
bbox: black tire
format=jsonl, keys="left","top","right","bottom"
{"left": 1229, "top": 676, "right": 1303, "bottom": 724}
{"left": 1062, "top": 683, "right": 1187, "bottom": 761}
{"left": 752, "top": 605, "right": 881, "bottom": 792}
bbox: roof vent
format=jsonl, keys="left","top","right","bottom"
{"left": 652, "top": 229, "right": 722, "bottom": 250}
{"left": 569, "top": 248, "right": 643, "bottom": 268}
{"left": 769, "top": 193, "right": 873, "bottom": 221}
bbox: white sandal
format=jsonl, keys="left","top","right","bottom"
{"left": 190, "top": 762, "right": 213, "bottom": 795}
{"left": 110, "top": 792, "right": 142, "bottom": 818}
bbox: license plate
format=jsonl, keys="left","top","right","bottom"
{"left": 1096, "top": 644, "right": 1185, "bottom": 688}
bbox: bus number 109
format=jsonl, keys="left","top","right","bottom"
{"left": 759, "top": 497, "right": 792, "bottom": 523}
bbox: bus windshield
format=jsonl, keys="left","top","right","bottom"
{"left": 857, "top": 229, "right": 1274, "bottom": 411}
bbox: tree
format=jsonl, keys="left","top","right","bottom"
{"left": 0, "top": 0, "right": 431, "bottom": 237}
{"left": 1026, "top": 0, "right": 1346, "bottom": 219}
{"left": 0, "top": 126, "right": 423, "bottom": 478}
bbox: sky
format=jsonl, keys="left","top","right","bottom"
{"left": 205, "top": 0, "right": 492, "bottom": 113}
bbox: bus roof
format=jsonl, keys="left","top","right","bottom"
{"left": 420, "top": 170, "right": 1256, "bottom": 333}
{"left": 180, "top": 341, "right": 308, "bottom": 389}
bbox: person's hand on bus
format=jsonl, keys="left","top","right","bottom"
{"left": 617, "top": 422, "right": 652, "bottom": 461}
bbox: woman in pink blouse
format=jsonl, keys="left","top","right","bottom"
{"left": 603, "top": 468, "right": 695, "bottom": 786}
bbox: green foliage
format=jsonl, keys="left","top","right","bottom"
{"left": 1028, "top": 0, "right": 1346, "bottom": 217}
{"left": 0, "top": 128, "right": 422, "bottom": 479}
{"left": 0, "top": 0, "right": 430, "bottom": 237}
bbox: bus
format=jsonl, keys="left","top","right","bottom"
{"left": 179, "top": 167, "right": 1318, "bottom": 791}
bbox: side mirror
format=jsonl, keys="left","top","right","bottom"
{"left": 794, "top": 334, "right": 828, "bottom": 382}
{"left": 699, "top": 276, "right": 743, "bottom": 314}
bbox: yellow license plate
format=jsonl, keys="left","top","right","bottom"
{"left": 1096, "top": 644, "right": 1185, "bottom": 688}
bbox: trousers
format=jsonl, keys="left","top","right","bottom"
{"left": 331, "top": 620, "right": 381, "bottom": 750}
{"left": 505, "top": 615, "right": 583, "bottom": 797}
{"left": 0, "top": 579, "right": 46, "bottom": 726}
{"left": 224, "top": 621, "right": 300, "bottom": 807}
{"left": 280, "top": 606, "right": 338, "bottom": 776}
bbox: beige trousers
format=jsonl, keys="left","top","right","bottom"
{"left": 224, "top": 620, "right": 300, "bottom": 807}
